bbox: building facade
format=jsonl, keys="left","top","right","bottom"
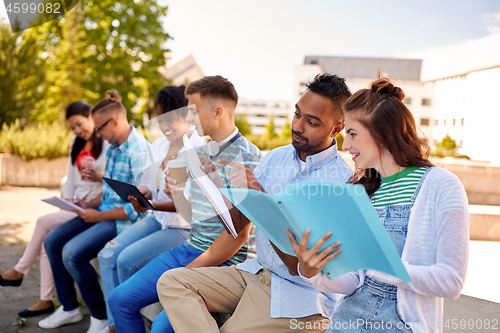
{"left": 235, "top": 98, "right": 290, "bottom": 135}
{"left": 421, "top": 32, "right": 500, "bottom": 164}
{"left": 294, "top": 56, "right": 435, "bottom": 145}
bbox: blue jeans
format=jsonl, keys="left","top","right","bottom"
{"left": 329, "top": 277, "right": 412, "bottom": 332}
{"left": 328, "top": 169, "right": 431, "bottom": 332}
{"left": 44, "top": 216, "right": 117, "bottom": 319}
{"left": 328, "top": 206, "right": 412, "bottom": 333}
{"left": 108, "top": 242, "right": 203, "bottom": 333}
{"left": 151, "top": 310, "right": 172, "bottom": 333}
{"left": 97, "top": 215, "right": 189, "bottom": 326}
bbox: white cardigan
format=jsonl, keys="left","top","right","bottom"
{"left": 62, "top": 136, "right": 110, "bottom": 200}
{"left": 301, "top": 167, "right": 470, "bottom": 333}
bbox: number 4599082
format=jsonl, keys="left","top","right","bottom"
{"left": 444, "top": 318, "right": 498, "bottom": 330}
{"left": 6, "top": 2, "right": 61, "bottom": 14}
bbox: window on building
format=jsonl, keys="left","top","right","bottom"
{"left": 309, "top": 59, "right": 318, "bottom": 65}
{"left": 422, "top": 98, "right": 431, "bottom": 106}
{"left": 404, "top": 98, "right": 412, "bottom": 105}
{"left": 435, "top": 119, "right": 439, "bottom": 126}
{"left": 443, "top": 119, "right": 447, "bottom": 126}
{"left": 461, "top": 118, "right": 465, "bottom": 126}
{"left": 453, "top": 119, "right": 456, "bottom": 126}
{"left": 420, "top": 118, "right": 429, "bottom": 126}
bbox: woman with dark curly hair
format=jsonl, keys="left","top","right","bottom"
{"left": 96, "top": 86, "right": 204, "bottom": 333}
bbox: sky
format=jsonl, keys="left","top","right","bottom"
{"left": 1, "top": 0, "right": 500, "bottom": 100}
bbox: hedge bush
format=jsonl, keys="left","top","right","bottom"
{"left": 0, "top": 121, "right": 73, "bottom": 161}
{"left": 245, "top": 134, "right": 292, "bottom": 151}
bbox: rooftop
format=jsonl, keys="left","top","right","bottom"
{"left": 303, "top": 55, "right": 422, "bottom": 81}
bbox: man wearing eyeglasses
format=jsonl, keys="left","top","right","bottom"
{"left": 40, "top": 93, "right": 152, "bottom": 332}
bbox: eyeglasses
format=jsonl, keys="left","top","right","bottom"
{"left": 94, "top": 118, "right": 113, "bottom": 133}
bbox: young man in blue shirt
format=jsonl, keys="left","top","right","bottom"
{"left": 39, "top": 94, "right": 151, "bottom": 333}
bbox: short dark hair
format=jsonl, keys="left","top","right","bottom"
{"left": 185, "top": 75, "right": 238, "bottom": 105}
{"left": 306, "top": 74, "right": 352, "bottom": 117}
{"left": 155, "top": 86, "right": 189, "bottom": 117}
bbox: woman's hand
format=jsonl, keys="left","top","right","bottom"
{"left": 128, "top": 195, "right": 149, "bottom": 213}
{"left": 138, "top": 187, "right": 152, "bottom": 200}
{"left": 285, "top": 229, "right": 342, "bottom": 278}
{"left": 164, "top": 170, "right": 186, "bottom": 200}
{"left": 73, "top": 198, "right": 90, "bottom": 209}
{"left": 82, "top": 168, "right": 103, "bottom": 183}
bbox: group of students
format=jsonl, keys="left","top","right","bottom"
{"left": 0, "top": 73, "right": 470, "bottom": 333}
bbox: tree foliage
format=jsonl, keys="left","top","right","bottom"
{"left": 335, "top": 133, "right": 344, "bottom": 150}
{"left": 235, "top": 113, "right": 251, "bottom": 136}
{"left": 279, "top": 119, "right": 292, "bottom": 139}
{"left": 431, "top": 134, "right": 469, "bottom": 159}
{"left": 265, "top": 115, "right": 277, "bottom": 139}
{"left": 5, "top": 0, "right": 171, "bottom": 125}
{"left": 0, "top": 20, "right": 46, "bottom": 126}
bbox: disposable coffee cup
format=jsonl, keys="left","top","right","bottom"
{"left": 167, "top": 158, "right": 187, "bottom": 189}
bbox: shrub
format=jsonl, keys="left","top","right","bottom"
{"left": 265, "top": 116, "right": 277, "bottom": 139}
{"left": 0, "top": 121, "right": 73, "bottom": 161}
{"left": 335, "top": 133, "right": 344, "bottom": 150}
{"left": 235, "top": 114, "right": 252, "bottom": 136}
{"left": 431, "top": 134, "right": 470, "bottom": 159}
{"left": 279, "top": 121, "right": 292, "bottom": 139}
{"left": 245, "top": 134, "right": 291, "bottom": 151}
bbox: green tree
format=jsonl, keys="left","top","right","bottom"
{"left": 235, "top": 113, "right": 251, "bottom": 136}
{"left": 30, "top": 9, "right": 96, "bottom": 123}
{"left": 279, "top": 119, "right": 292, "bottom": 139}
{"left": 0, "top": 20, "right": 46, "bottom": 126}
{"left": 335, "top": 133, "right": 344, "bottom": 150}
{"left": 31, "top": 0, "right": 170, "bottom": 124}
{"left": 265, "top": 116, "right": 277, "bottom": 139}
{"left": 434, "top": 134, "right": 457, "bottom": 157}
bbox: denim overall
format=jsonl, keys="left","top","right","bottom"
{"left": 328, "top": 168, "right": 431, "bottom": 333}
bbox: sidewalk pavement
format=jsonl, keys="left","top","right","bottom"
{"left": 1, "top": 186, "right": 500, "bottom": 332}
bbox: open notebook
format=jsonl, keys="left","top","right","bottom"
{"left": 183, "top": 135, "right": 237, "bottom": 238}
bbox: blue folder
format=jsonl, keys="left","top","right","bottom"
{"left": 219, "top": 182, "right": 411, "bottom": 282}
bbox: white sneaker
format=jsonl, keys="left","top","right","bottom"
{"left": 87, "top": 317, "right": 109, "bottom": 333}
{"left": 38, "top": 306, "right": 83, "bottom": 329}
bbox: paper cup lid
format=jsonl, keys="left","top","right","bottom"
{"left": 167, "top": 157, "right": 187, "bottom": 168}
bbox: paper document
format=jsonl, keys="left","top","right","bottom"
{"left": 183, "top": 135, "right": 237, "bottom": 238}
{"left": 220, "top": 182, "right": 412, "bottom": 282}
{"left": 42, "top": 196, "right": 84, "bottom": 212}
